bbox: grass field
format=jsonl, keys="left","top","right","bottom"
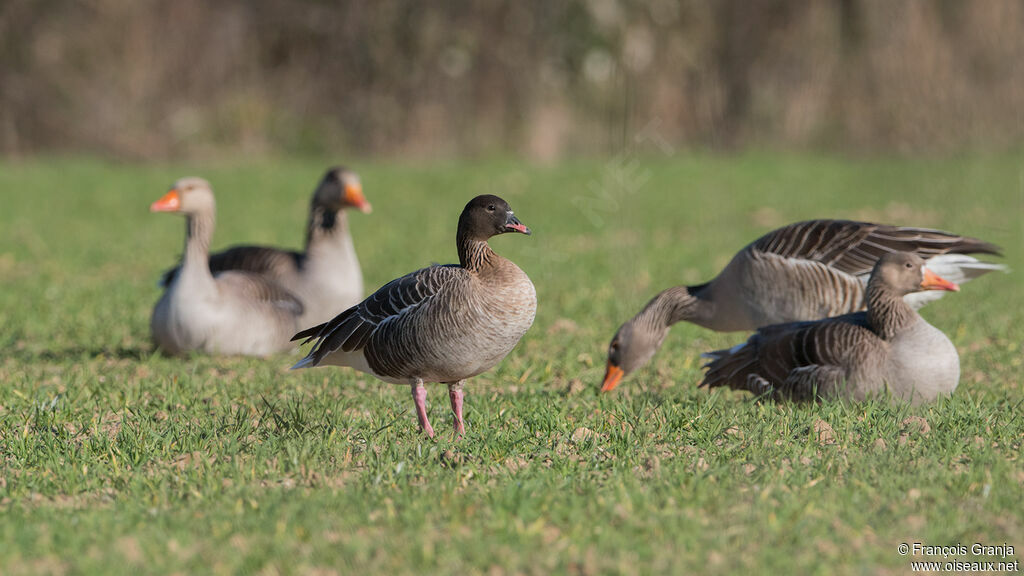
{"left": 1, "top": 153, "right": 1021, "bottom": 575}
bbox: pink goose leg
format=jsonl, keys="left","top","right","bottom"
{"left": 448, "top": 382, "right": 466, "bottom": 436}
{"left": 411, "top": 380, "right": 435, "bottom": 438}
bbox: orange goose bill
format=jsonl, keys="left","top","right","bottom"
{"left": 921, "top": 269, "right": 959, "bottom": 292}
{"left": 150, "top": 189, "right": 181, "bottom": 212}
{"left": 601, "top": 362, "right": 625, "bottom": 392}
{"left": 344, "top": 181, "right": 372, "bottom": 213}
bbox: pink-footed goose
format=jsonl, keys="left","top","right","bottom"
{"left": 161, "top": 167, "right": 370, "bottom": 327}
{"left": 603, "top": 220, "right": 1004, "bottom": 391}
{"left": 150, "top": 178, "right": 304, "bottom": 356}
{"left": 291, "top": 195, "right": 536, "bottom": 437}
{"left": 700, "top": 252, "right": 961, "bottom": 404}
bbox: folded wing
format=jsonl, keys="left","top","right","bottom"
{"left": 701, "top": 314, "right": 879, "bottom": 400}
{"left": 291, "top": 264, "right": 465, "bottom": 368}
{"left": 161, "top": 246, "right": 304, "bottom": 287}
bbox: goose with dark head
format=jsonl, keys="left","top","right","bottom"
{"left": 292, "top": 194, "right": 536, "bottom": 437}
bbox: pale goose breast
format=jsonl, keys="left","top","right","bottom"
{"left": 205, "top": 271, "right": 304, "bottom": 356}
{"left": 884, "top": 318, "right": 960, "bottom": 403}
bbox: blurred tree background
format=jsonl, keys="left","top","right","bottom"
{"left": 1, "top": 0, "right": 1022, "bottom": 160}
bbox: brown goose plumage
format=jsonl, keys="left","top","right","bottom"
{"left": 602, "top": 219, "right": 1003, "bottom": 391}
{"left": 160, "top": 167, "right": 370, "bottom": 327}
{"left": 150, "top": 178, "right": 304, "bottom": 357}
{"left": 700, "top": 252, "right": 961, "bottom": 404}
{"left": 291, "top": 195, "right": 536, "bottom": 437}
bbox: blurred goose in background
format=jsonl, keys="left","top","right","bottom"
{"left": 161, "top": 167, "right": 370, "bottom": 326}
{"left": 151, "top": 178, "right": 304, "bottom": 356}
{"left": 700, "top": 252, "right": 961, "bottom": 404}
{"left": 291, "top": 195, "right": 536, "bottom": 437}
{"left": 602, "top": 219, "right": 1004, "bottom": 391}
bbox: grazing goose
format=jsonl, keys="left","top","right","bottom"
{"left": 291, "top": 195, "right": 536, "bottom": 437}
{"left": 602, "top": 219, "right": 1003, "bottom": 391}
{"left": 150, "top": 178, "right": 304, "bottom": 356}
{"left": 700, "top": 252, "right": 961, "bottom": 404}
{"left": 160, "top": 167, "right": 370, "bottom": 327}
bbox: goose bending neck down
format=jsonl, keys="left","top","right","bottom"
{"left": 290, "top": 194, "right": 537, "bottom": 437}
{"left": 700, "top": 252, "right": 961, "bottom": 403}
{"left": 150, "top": 178, "right": 304, "bottom": 356}
{"left": 602, "top": 219, "right": 1004, "bottom": 392}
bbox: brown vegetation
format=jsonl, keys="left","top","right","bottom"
{"left": 1, "top": 0, "right": 1022, "bottom": 159}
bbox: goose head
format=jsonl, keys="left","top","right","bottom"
{"left": 315, "top": 167, "right": 371, "bottom": 214}
{"left": 150, "top": 177, "right": 214, "bottom": 215}
{"left": 601, "top": 318, "right": 668, "bottom": 392}
{"left": 459, "top": 195, "right": 531, "bottom": 240}
{"left": 873, "top": 252, "right": 960, "bottom": 295}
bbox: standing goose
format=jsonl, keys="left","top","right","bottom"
{"left": 602, "top": 219, "right": 1003, "bottom": 391}
{"left": 291, "top": 195, "right": 536, "bottom": 437}
{"left": 151, "top": 178, "right": 304, "bottom": 356}
{"left": 161, "top": 167, "right": 371, "bottom": 326}
{"left": 700, "top": 252, "right": 961, "bottom": 404}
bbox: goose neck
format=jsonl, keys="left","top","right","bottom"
{"left": 305, "top": 206, "right": 350, "bottom": 256}
{"left": 866, "top": 283, "right": 917, "bottom": 339}
{"left": 182, "top": 210, "right": 215, "bottom": 270}
{"left": 639, "top": 285, "right": 709, "bottom": 327}
{"left": 457, "top": 232, "right": 499, "bottom": 271}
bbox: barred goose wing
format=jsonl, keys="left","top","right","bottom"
{"left": 160, "top": 246, "right": 303, "bottom": 287}
{"left": 210, "top": 246, "right": 303, "bottom": 277}
{"left": 214, "top": 271, "right": 305, "bottom": 317}
{"left": 751, "top": 219, "right": 1001, "bottom": 276}
{"left": 291, "top": 264, "right": 465, "bottom": 366}
{"left": 701, "top": 314, "right": 879, "bottom": 400}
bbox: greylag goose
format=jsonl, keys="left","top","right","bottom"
{"left": 160, "top": 167, "right": 370, "bottom": 326}
{"left": 150, "top": 178, "right": 304, "bottom": 356}
{"left": 291, "top": 195, "right": 536, "bottom": 437}
{"left": 602, "top": 219, "right": 1003, "bottom": 391}
{"left": 700, "top": 252, "right": 961, "bottom": 404}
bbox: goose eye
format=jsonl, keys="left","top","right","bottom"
{"left": 487, "top": 204, "right": 496, "bottom": 212}
{"left": 905, "top": 262, "right": 913, "bottom": 269}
